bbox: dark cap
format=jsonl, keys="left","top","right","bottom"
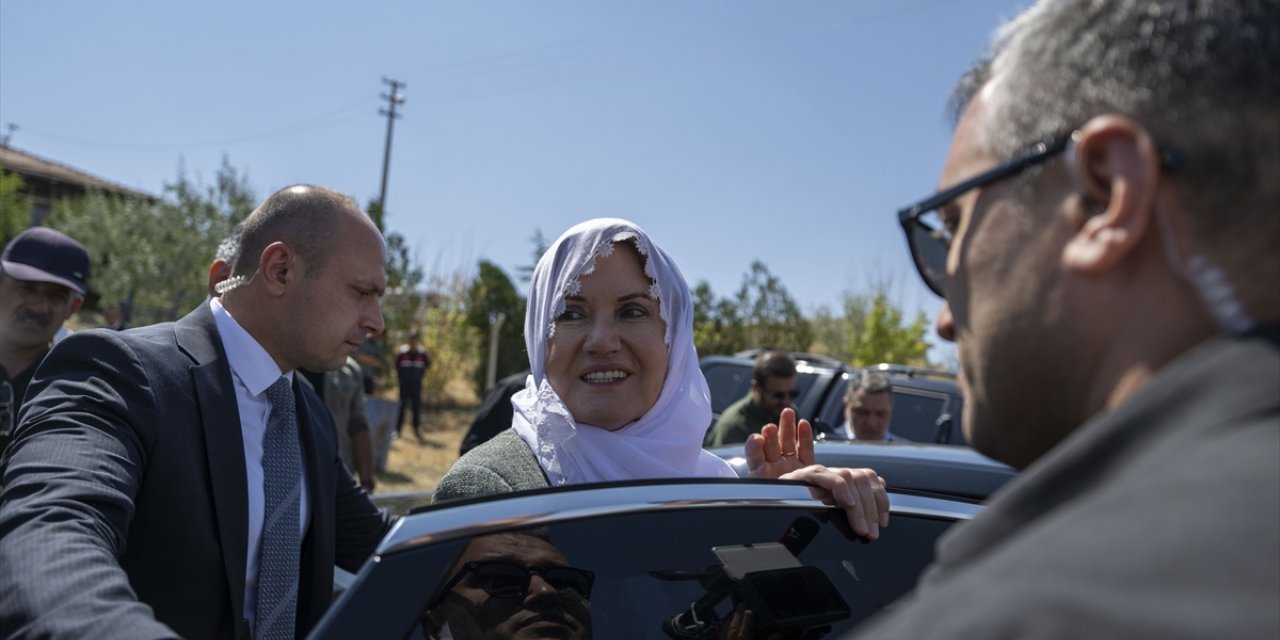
{"left": 1, "top": 227, "right": 91, "bottom": 295}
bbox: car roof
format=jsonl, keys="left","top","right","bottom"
{"left": 710, "top": 441, "right": 1014, "bottom": 502}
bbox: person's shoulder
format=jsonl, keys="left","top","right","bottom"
{"left": 718, "top": 395, "right": 752, "bottom": 419}
{"left": 434, "top": 430, "right": 545, "bottom": 503}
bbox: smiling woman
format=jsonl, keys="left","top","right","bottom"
{"left": 434, "top": 218, "right": 734, "bottom": 495}
{"left": 432, "top": 219, "right": 889, "bottom": 541}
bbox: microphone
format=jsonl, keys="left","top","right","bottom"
{"left": 777, "top": 517, "right": 821, "bottom": 557}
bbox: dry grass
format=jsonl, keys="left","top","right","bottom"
{"left": 373, "top": 407, "right": 474, "bottom": 495}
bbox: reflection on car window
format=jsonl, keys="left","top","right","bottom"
{"left": 408, "top": 507, "right": 952, "bottom": 639}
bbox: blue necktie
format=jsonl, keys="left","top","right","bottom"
{"left": 258, "top": 376, "right": 301, "bottom": 640}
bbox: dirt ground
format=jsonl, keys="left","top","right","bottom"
{"left": 373, "top": 407, "right": 475, "bottom": 495}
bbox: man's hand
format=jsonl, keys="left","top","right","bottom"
{"left": 745, "top": 408, "right": 889, "bottom": 540}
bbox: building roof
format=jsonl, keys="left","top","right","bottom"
{"left": 0, "top": 144, "right": 157, "bottom": 201}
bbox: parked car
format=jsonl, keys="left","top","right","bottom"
{"left": 700, "top": 351, "right": 967, "bottom": 445}
{"left": 323, "top": 443, "right": 1014, "bottom": 639}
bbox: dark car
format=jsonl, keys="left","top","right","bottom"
{"left": 322, "top": 443, "right": 1014, "bottom": 639}
{"left": 700, "top": 351, "right": 967, "bottom": 445}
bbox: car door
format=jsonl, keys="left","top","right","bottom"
{"left": 312, "top": 480, "right": 980, "bottom": 639}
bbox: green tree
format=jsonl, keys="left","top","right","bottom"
{"left": 51, "top": 157, "right": 253, "bottom": 325}
{"left": 691, "top": 280, "right": 747, "bottom": 356}
{"left": 516, "top": 228, "right": 548, "bottom": 284}
{"left": 0, "top": 169, "right": 30, "bottom": 246}
{"left": 466, "top": 260, "right": 528, "bottom": 394}
{"left": 366, "top": 197, "right": 426, "bottom": 347}
{"left": 848, "top": 293, "right": 930, "bottom": 366}
{"left": 418, "top": 270, "right": 483, "bottom": 406}
{"left": 733, "top": 260, "right": 812, "bottom": 352}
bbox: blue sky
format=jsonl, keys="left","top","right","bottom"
{"left": 0, "top": 0, "right": 1028, "bottom": 361}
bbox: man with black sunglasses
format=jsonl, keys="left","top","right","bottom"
{"left": 705, "top": 351, "right": 799, "bottom": 447}
{"left": 856, "top": 1, "right": 1278, "bottom": 637}
{"left": 422, "top": 531, "right": 593, "bottom": 640}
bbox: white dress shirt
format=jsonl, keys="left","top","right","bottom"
{"left": 210, "top": 297, "right": 311, "bottom": 627}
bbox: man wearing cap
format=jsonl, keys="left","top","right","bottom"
{"left": 0, "top": 227, "right": 90, "bottom": 453}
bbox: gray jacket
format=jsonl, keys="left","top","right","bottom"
{"left": 432, "top": 428, "right": 550, "bottom": 503}
{"left": 854, "top": 328, "right": 1280, "bottom": 639}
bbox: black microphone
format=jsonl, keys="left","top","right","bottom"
{"left": 777, "top": 517, "right": 821, "bottom": 557}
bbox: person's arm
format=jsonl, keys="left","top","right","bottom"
{"left": 0, "top": 333, "right": 180, "bottom": 639}
{"left": 345, "top": 380, "right": 376, "bottom": 492}
{"left": 351, "top": 430, "right": 376, "bottom": 493}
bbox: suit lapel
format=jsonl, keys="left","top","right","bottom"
{"left": 179, "top": 303, "right": 250, "bottom": 626}
{"left": 294, "top": 379, "right": 333, "bottom": 626}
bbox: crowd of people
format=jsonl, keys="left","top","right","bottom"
{"left": 1, "top": 0, "right": 1276, "bottom": 638}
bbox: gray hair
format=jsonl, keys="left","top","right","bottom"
{"left": 847, "top": 371, "right": 892, "bottom": 400}
{"left": 965, "top": 0, "right": 1279, "bottom": 275}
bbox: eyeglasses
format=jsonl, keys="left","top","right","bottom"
{"left": 431, "top": 560, "right": 595, "bottom": 607}
{"left": 896, "top": 131, "right": 1183, "bottom": 297}
{"left": 767, "top": 389, "right": 801, "bottom": 402}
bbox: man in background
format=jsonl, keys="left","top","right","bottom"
{"left": 705, "top": 351, "right": 798, "bottom": 446}
{"left": 0, "top": 227, "right": 89, "bottom": 455}
{"left": 299, "top": 359, "right": 377, "bottom": 494}
{"left": 856, "top": 1, "right": 1278, "bottom": 636}
{"left": 840, "top": 372, "right": 904, "bottom": 442}
{"left": 396, "top": 329, "right": 431, "bottom": 442}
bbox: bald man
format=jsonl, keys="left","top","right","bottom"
{"left": 0, "top": 185, "right": 397, "bottom": 639}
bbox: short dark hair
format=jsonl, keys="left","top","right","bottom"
{"left": 753, "top": 351, "right": 797, "bottom": 385}
{"left": 230, "top": 185, "right": 361, "bottom": 279}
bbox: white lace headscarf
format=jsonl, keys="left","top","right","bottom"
{"left": 511, "top": 218, "right": 736, "bottom": 485}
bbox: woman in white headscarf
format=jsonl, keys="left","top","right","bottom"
{"left": 434, "top": 219, "right": 887, "bottom": 539}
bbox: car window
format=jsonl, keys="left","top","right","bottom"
{"left": 817, "top": 376, "right": 967, "bottom": 445}
{"left": 321, "top": 499, "right": 958, "bottom": 639}
{"left": 890, "top": 389, "right": 950, "bottom": 442}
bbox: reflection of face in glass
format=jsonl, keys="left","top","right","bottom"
{"left": 423, "top": 532, "right": 594, "bottom": 640}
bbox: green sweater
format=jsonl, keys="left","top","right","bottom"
{"left": 704, "top": 394, "right": 769, "bottom": 446}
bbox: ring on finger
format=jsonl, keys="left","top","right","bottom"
{"left": 780, "top": 450, "right": 796, "bottom": 457}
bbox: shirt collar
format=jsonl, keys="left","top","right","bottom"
{"left": 209, "top": 297, "right": 291, "bottom": 396}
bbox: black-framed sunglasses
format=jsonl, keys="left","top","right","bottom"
{"left": 896, "top": 131, "right": 1183, "bottom": 297}
{"left": 767, "top": 389, "right": 801, "bottom": 403}
{"left": 430, "top": 560, "right": 595, "bottom": 608}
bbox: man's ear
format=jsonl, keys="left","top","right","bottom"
{"left": 70, "top": 295, "right": 84, "bottom": 314}
{"left": 207, "top": 258, "right": 230, "bottom": 297}
{"left": 259, "top": 241, "right": 294, "bottom": 294}
{"left": 1062, "top": 116, "right": 1164, "bottom": 275}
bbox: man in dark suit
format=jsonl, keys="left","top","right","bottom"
{"left": 0, "top": 185, "right": 397, "bottom": 639}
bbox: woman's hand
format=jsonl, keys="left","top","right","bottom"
{"left": 745, "top": 408, "right": 890, "bottom": 540}
{"left": 744, "top": 408, "right": 815, "bottom": 478}
{"left": 780, "top": 465, "right": 889, "bottom": 540}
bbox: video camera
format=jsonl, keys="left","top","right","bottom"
{"left": 657, "top": 518, "right": 851, "bottom": 639}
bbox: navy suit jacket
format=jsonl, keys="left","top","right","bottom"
{"left": 0, "top": 302, "right": 395, "bottom": 639}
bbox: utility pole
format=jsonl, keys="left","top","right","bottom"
{"left": 377, "top": 77, "right": 406, "bottom": 222}
{"left": 0, "top": 123, "right": 17, "bottom": 147}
